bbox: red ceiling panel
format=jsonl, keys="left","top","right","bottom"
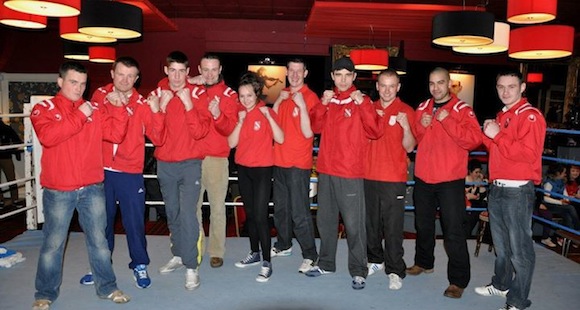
{"left": 305, "top": 1, "right": 467, "bottom": 45}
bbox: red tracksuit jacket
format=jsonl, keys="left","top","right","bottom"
{"left": 483, "top": 98, "right": 546, "bottom": 185}
{"left": 311, "top": 86, "right": 383, "bottom": 179}
{"left": 31, "top": 92, "right": 128, "bottom": 191}
{"left": 150, "top": 78, "right": 211, "bottom": 162}
{"left": 93, "top": 84, "right": 166, "bottom": 174}
{"left": 191, "top": 80, "right": 239, "bottom": 158}
{"left": 414, "top": 95, "right": 482, "bottom": 184}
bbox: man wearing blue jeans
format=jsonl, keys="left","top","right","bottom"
{"left": 30, "top": 61, "right": 130, "bottom": 310}
{"left": 476, "top": 70, "right": 546, "bottom": 310}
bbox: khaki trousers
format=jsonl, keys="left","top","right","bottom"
{"left": 196, "top": 156, "right": 229, "bottom": 258}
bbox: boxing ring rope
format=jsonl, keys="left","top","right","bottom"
{"left": 3, "top": 122, "right": 579, "bottom": 242}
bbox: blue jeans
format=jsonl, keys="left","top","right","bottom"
{"left": 35, "top": 184, "right": 118, "bottom": 301}
{"left": 488, "top": 182, "right": 535, "bottom": 309}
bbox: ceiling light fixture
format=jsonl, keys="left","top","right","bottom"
{"left": 60, "top": 16, "right": 117, "bottom": 43}
{"left": 349, "top": 25, "right": 389, "bottom": 71}
{"left": 63, "top": 40, "right": 88, "bottom": 60}
{"left": 507, "top": 0, "right": 557, "bottom": 24}
{"left": 453, "top": 22, "right": 510, "bottom": 54}
{"left": 509, "top": 25, "right": 574, "bottom": 60}
{"left": 4, "top": 0, "right": 80, "bottom": 17}
{"left": 526, "top": 72, "right": 543, "bottom": 83}
{"left": 78, "top": 0, "right": 143, "bottom": 39}
{"left": 389, "top": 40, "right": 407, "bottom": 75}
{"left": 350, "top": 49, "right": 389, "bottom": 71}
{"left": 89, "top": 45, "right": 116, "bottom": 63}
{"left": 432, "top": 9, "right": 495, "bottom": 47}
{"left": 0, "top": 4, "right": 46, "bottom": 29}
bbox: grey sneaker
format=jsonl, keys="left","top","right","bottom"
{"left": 185, "top": 268, "right": 200, "bottom": 290}
{"left": 475, "top": 284, "right": 508, "bottom": 297}
{"left": 298, "top": 259, "right": 315, "bottom": 273}
{"left": 256, "top": 261, "right": 272, "bottom": 282}
{"left": 352, "top": 276, "right": 366, "bottom": 290}
{"left": 235, "top": 252, "right": 261, "bottom": 268}
{"left": 499, "top": 304, "right": 521, "bottom": 310}
{"left": 159, "top": 256, "right": 184, "bottom": 274}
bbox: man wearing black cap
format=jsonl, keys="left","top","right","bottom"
{"left": 305, "top": 56, "right": 383, "bottom": 290}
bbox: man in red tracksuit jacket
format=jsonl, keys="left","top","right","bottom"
{"left": 475, "top": 70, "right": 546, "bottom": 310}
{"left": 305, "top": 57, "right": 383, "bottom": 291}
{"left": 271, "top": 58, "right": 319, "bottom": 274}
{"left": 189, "top": 53, "right": 239, "bottom": 269}
{"left": 364, "top": 69, "right": 416, "bottom": 291}
{"left": 79, "top": 57, "right": 166, "bottom": 289}
{"left": 151, "top": 51, "right": 211, "bottom": 291}
{"left": 407, "top": 67, "right": 482, "bottom": 299}
{"left": 31, "top": 61, "right": 130, "bottom": 309}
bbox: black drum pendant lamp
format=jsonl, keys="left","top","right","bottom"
{"left": 432, "top": 11, "right": 495, "bottom": 47}
{"left": 78, "top": 0, "right": 142, "bottom": 40}
{"left": 63, "top": 41, "right": 89, "bottom": 60}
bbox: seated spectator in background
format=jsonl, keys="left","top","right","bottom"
{"left": 565, "top": 164, "right": 580, "bottom": 216}
{"left": 536, "top": 201, "right": 556, "bottom": 248}
{"left": 565, "top": 165, "right": 580, "bottom": 198}
{"left": 464, "top": 159, "right": 488, "bottom": 237}
{"left": 543, "top": 164, "right": 580, "bottom": 238}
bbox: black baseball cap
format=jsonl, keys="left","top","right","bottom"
{"left": 332, "top": 56, "right": 355, "bottom": 72}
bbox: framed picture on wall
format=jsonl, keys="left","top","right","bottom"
{"left": 247, "top": 64, "right": 287, "bottom": 104}
{"left": 449, "top": 72, "right": 476, "bottom": 106}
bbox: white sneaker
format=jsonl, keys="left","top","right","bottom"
{"left": 388, "top": 273, "right": 403, "bottom": 290}
{"left": 185, "top": 268, "right": 200, "bottom": 290}
{"left": 270, "top": 246, "right": 292, "bottom": 258}
{"left": 541, "top": 238, "right": 557, "bottom": 248}
{"left": 499, "top": 304, "right": 521, "bottom": 310}
{"left": 474, "top": 284, "right": 508, "bottom": 297}
{"left": 367, "top": 262, "right": 385, "bottom": 276}
{"left": 298, "top": 259, "right": 314, "bottom": 273}
{"left": 159, "top": 256, "right": 184, "bottom": 274}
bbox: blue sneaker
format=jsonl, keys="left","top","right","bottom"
{"left": 235, "top": 252, "right": 261, "bottom": 268}
{"left": 352, "top": 276, "right": 366, "bottom": 290}
{"left": 133, "top": 264, "right": 152, "bottom": 289}
{"left": 80, "top": 272, "right": 94, "bottom": 285}
{"left": 256, "top": 261, "right": 272, "bottom": 282}
{"left": 305, "top": 266, "right": 333, "bottom": 277}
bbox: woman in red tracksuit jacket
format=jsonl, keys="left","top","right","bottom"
{"left": 228, "top": 72, "right": 284, "bottom": 283}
